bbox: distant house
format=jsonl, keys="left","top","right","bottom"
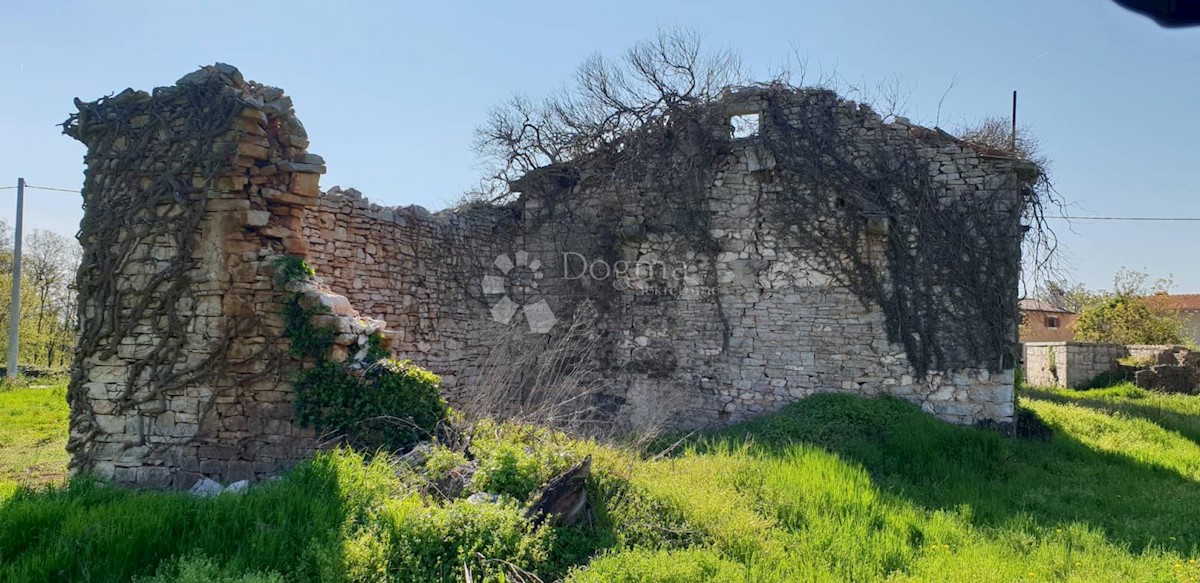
{"left": 1019, "top": 299, "right": 1077, "bottom": 342}
{"left": 1146, "top": 293, "right": 1200, "bottom": 345}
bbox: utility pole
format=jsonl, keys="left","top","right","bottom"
{"left": 7, "top": 178, "right": 23, "bottom": 379}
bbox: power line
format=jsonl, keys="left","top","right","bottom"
{"left": 24, "top": 184, "right": 80, "bottom": 194}
{"left": 1048, "top": 216, "right": 1200, "bottom": 222}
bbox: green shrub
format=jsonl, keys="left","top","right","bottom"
{"left": 567, "top": 548, "right": 748, "bottom": 582}
{"left": 364, "top": 360, "right": 449, "bottom": 448}
{"left": 293, "top": 360, "right": 448, "bottom": 452}
{"left": 424, "top": 445, "right": 468, "bottom": 480}
{"left": 273, "top": 255, "right": 314, "bottom": 285}
{"left": 137, "top": 554, "right": 283, "bottom": 583}
{"left": 377, "top": 495, "right": 553, "bottom": 582}
{"left": 1117, "top": 354, "right": 1157, "bottom": 368}
{"left": 602, "top": 482, "right": 701, "bottom": 550}
{"left": 274, "top": 255, "right": 448, "bottom": 453}
{"left": 1074, "top": 293, "right": 1185, "bottom": 345}
{"left": 279, "top": 293, "right": 334, "bottom": 359}
{"left": 468, "top": 420, "right": 582, "bottom": 500}
{"left": 365, "top": 331, "right": 391, "bottom": 362}
{"left": 471, "top": 442, "right": 545, "bottom": 500}
{"left": 293, "top": 362, "right": 364, "bottom": 435}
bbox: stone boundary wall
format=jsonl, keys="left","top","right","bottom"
{"left": 1022, "top": 342, "right": 1185, "bottom": 388}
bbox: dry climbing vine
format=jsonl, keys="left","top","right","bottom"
{"left": 515, "top": 101, "right": 736, "bottom": 350}
{"left": 61, "top": 77, "right": 248, "bottom": 460}
{"left": 511, "top": 84, "right": 1048, "bottom": 377}
{"left": 752, "top": 87, "right": 1039, "bottom": 374}
{"left": 478, "top": 33, "right": 1053, "bottom": 378}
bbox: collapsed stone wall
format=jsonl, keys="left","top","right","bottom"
{"left": 68, "top": 65, "right": 1034, "bottom": 486}
{"left": 1023, "top": 342, "right": 1197, "bottom": 390}
{"left": 300, "top": 189, "right": 518, "bottom": 403}
{"left": 304, "top": 88, "right": 1034, "bottom": 429}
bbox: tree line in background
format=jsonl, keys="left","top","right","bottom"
{"left": 1038, "top": 268, "right": 1190, "bottom": 346}
{"left": 0, "top": 218, "right": 81, "bottom": 371}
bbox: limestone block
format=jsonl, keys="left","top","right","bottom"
{"left": 246, "top": 210, "right": 271, "bottom": 227}
{"left": 291, "top": 173, "right": 321, "bottom": 198}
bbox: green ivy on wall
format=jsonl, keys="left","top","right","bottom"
{"left": 275, "top": 255, "right": 448, "bottom": 451}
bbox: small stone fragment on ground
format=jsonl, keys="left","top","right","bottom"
{"left": 467, "top": 492, "right": 500, "bottom": 504}
{"left": 224, "top": 480, "right": 250, "bottom": 494}
{"left": 189, "top": 477, "right": 224, "bottom": 497}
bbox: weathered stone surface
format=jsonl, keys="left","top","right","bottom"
{"left": 225, "top": 479, "right": 250, "bottom": 494}
{"left": 1135, "top": 364, "right": 1199, "bottom": 394}
{"left": 68, "top": 65, "right": 1030, "bottom": 489}
{"left": 1025, "top": 343, "right": 1197, "bottom": 392}
{"left": 303, "top": 89, "right": 1029, "bottom": 430}
{"left": 66, "top": 65, "right": 328, "bottom": 488}
{"left": 189, "top": 477, "right": 223, "bottom": 497}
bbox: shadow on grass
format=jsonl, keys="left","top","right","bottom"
{"left": 691, "top": 393, "right": 1200, "bottom": 555}
{"left": 1023, "top": 386, "right": 1200, "bottom": 444}
{"left": 0, "top": 453, "right": 354, "bottom": 582}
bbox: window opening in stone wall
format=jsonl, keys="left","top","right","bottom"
{"left": 730, "top": 113, "right": 760, "bottom": 139}
{"left": 1045, "top": 315, "right": 1059, "bottom": 329}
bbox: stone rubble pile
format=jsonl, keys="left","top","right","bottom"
{"left": 285, "top": 277, "right": 394, "bottom": 365}
{"left": 1134, "top": 347, "right": 1199, "bottom": 394}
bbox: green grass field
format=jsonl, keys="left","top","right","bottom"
{"left": 0, "top": 384, "right": 68, "bottom": 488}
{"left": 2, "top": 382, "right": 1200, "bottom": 581}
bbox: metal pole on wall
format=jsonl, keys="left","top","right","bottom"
{"left": 1011, "top": 90, "right": 1018, "bottom": 153}
{"left": 7, "top": 177, "right": 24, "bottom": 379}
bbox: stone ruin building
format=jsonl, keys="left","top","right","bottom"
{"left": 64, "top": 64, "right": 1039, "bottom": 487}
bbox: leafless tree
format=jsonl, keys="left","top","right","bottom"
{"left": 473, "top": 28, "right": 746, "bottom": 202}
{"left": 0, "top": 218, "right": 12, "bottom": 274}
{"left": 26, "top": 229, "right": 79, "bottom": 334}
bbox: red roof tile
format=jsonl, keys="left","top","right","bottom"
{"left": 1019, "top": 299, "right": 1074, "bottom": 314}
{"left": 1146, "top": 293, "right": 1200, "bottom": 312}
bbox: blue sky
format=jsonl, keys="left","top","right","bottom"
{"left": 2, "top": 0, "right": 1197, "bottom": 290}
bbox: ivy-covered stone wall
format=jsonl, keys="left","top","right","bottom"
{"left": 64, "top": 65, "right": 377, "bottom": 487}
{"left": 306, "top": 88, "right": 1035, "bottom": 431}
{"left": 68, "top": 65, "right": 1034, "bottom": 487}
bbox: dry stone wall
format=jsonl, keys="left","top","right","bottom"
{"left": 1023, "top": 341, "right": 1195, "bottom": 389}
{"left": 304, "top": 87, "right": 1033, "bottom": 430}
{"left": 300, "top": 188, "right": 519, "bottom": 403}
{"left": 68, "top": 66, "right": 1033, "bottom": 487}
